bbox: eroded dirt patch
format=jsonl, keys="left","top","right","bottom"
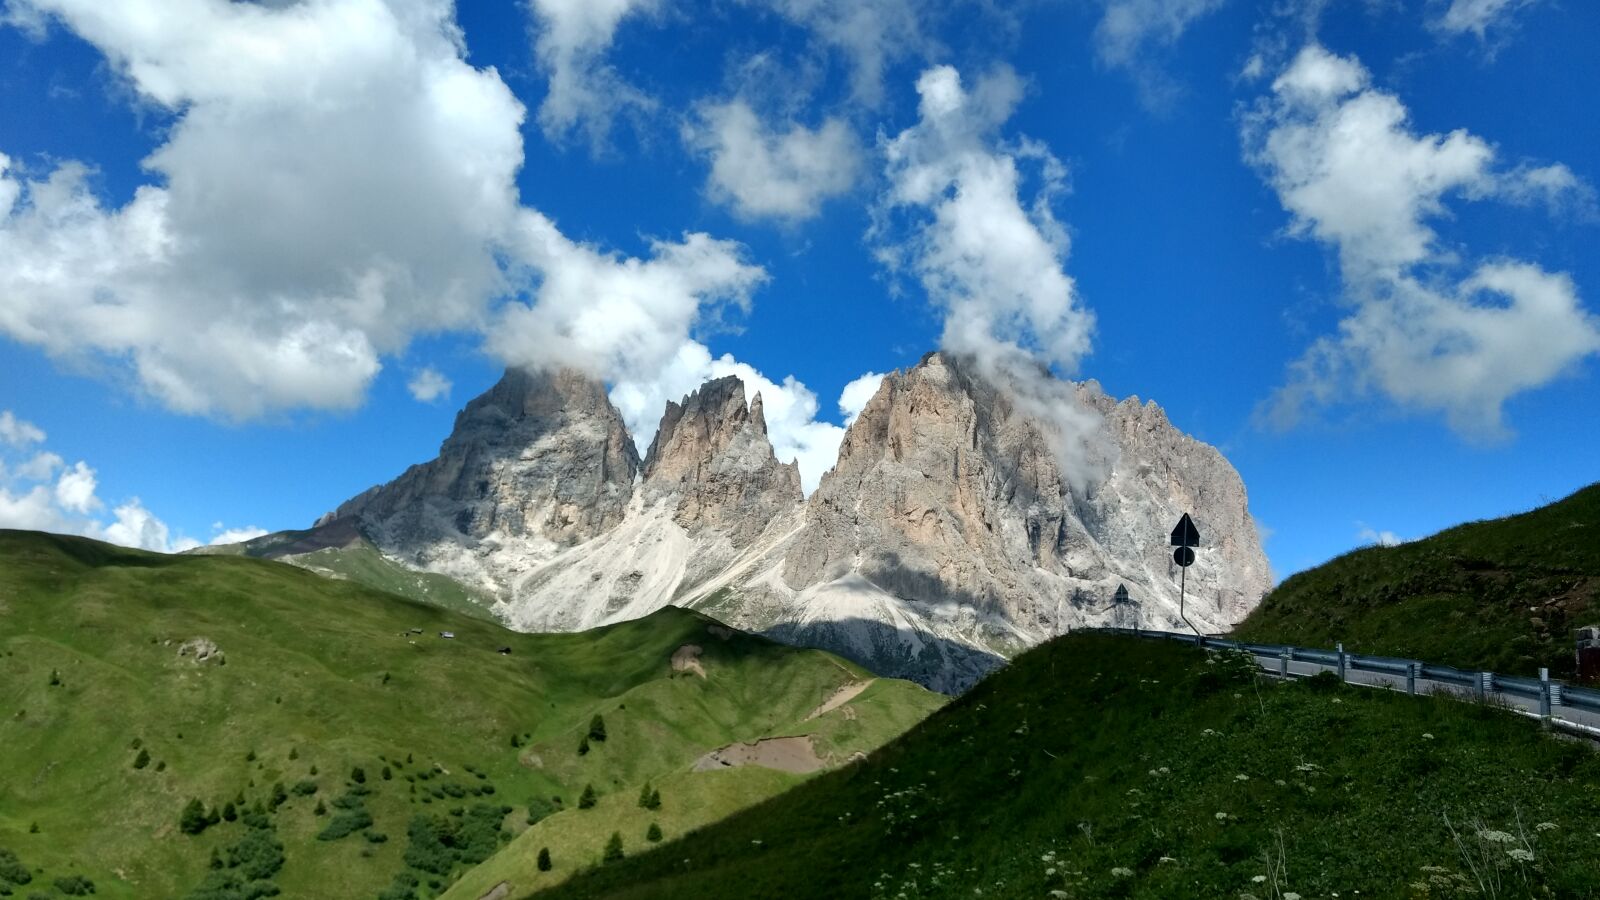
{"left": 805, "top": 679, "right": 875, "bottom": 720}
{"left": 671, "top": 643, "right": 707, "bottom": 678}
{"left": 692, "top": 736, "right": 825, "bottom": 774}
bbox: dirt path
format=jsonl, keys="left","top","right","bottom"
{"left": 805, "top": 679, "right": 875, "bottom": 721}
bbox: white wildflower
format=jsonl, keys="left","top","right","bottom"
{"left": 1285, "top": 894, "right": 1302, "bottom": 900}
{"left": 1215, "top": 812, "right": 1229, "bottom": 821}
{"left": 1159, "top": 767, "right": 1170, "bottom": 775}
{"left": 1422, "top": 733, "right": 1434, "bottom": 740}
{"left": 1235, "top": 774, "right": 1250, "bottom": 782}
{"left": 1535, "top": 822, "right": 1557, "bottom": 831}
{"left": 1477, "top": 830, "right": 1516, "bottom": 844}
{"left": 1111, "top": 867, "right": 1133, "bottom": 877}
{"left": 1507, "top": 849, "right": 1535, "bottom": 862}
{"left": 1252, "top": 875, "right": 1267, "bottom": 883}
{"left": 1158, "top": 857, "right": 1177, "bottom": 865}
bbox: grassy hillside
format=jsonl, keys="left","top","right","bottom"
{"left": 530, "top": 633, "right": 1600, "bottom": 900}
{"left": 0, "top": 530, "right": 943, "bottom": 899}
{"left": 200, "top": 522, "right": 500, "bottom": 622}
{"left": 1236, "top": 483, "right": 1600, "bottom": 677}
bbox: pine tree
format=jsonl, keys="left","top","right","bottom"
{"left": 289, "top": 747, "right": 299, "bottom": 761}
{"left": 645, "top": 822, "right": 662, "bottom": 843}
{"left": 577, "top": 736, "right": 589, "bottom": 756}
{"left": 381, "top": 766, "right": 392, "bottom": 781}
{"left": 647, "top": 787, "right": 661, "bottom": 810}
{"left": 314, "top": 799, "right": 327, "bottom": 817}
{"left": 270, "top": 782, "right": 288, "bottom": 811}
{"left": 637, "top": 783, "right": 653, "bottom": 808}
{"left": 222, "top": 801, "right": 238, "bottom": 822}
{"left": 179, "top": 798, "right": 209, "bottom": 835}
{"left": 602, "top": 831, "right": 623, "bottom": 863}
{"left": 578, "top": 785, "right": 597, "bottom": 810}
{"left": 588, "top": 714, "right": 607, "bottom": 743}
{"left": 537, "top": 847, "right": 552, "bottom": 872}
{"left": 245, "top": 749, "right": 256, "bottom": 762}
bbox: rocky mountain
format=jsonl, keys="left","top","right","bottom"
{"left": 292, "top": 352, "right": 1270, "bottom": 692}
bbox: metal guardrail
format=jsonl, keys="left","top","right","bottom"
{"left": 1088, "top": 626, "right": 1600, "bottom": 735}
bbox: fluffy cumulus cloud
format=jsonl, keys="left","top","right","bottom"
{"left": 876, "top": 65, "right": 1108, "bottom": 490}
{"left": 0, "top": 0, "right": 524, "bottom": 419}
{"left": 0, "top": 409, "right": 259, "bottom": 551}
{"left": 1246, "top": 45, "right": 1600, "bottom": 438}
{"left": 406, "top": 367, "right": 453, "bottom": 403}
{"left": 0, "top": 0, "right": 792, "bottom": 431}
{"left": 684, "top": 99, "right": 862, "bottom": 222}
{"left": 609, "top": 341, "right": 864, "bottom": 494}
{"left": 526, "top": 0, "right": 659, "bottom": 146}
{"left": 1355, "top": 522, "right": 1403, "bottom": 547}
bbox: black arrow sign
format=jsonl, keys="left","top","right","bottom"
{"left": 1170, "top": 513, "right": 1200, "bottom": 549}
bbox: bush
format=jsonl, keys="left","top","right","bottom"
{"left": 525, "top": 796, "right": 558, "bottom": 826}
{"left": 578, "top": 785, "right": 596, "bottom": 810}
{"left": 0, "top": 847, "right": 33, "bottom": 886}
{"left": 602, "top": 832, "right": 623, "bottom": 864}
{"left": 381, "top": 766, "right": 392, "bottom": 781}
{"left": 577, "top": 736, "right": 589, "bottom": 756}
{"left": 316, "top": 808, "right": 373, "bottom": 841}
{"left": 52, "top": 875, "right": 94, "bottom": 895}
{"left": 132, "top": 749, "right": 150, "bottom": 770}
{"left": 350, "top": 766, "right": 366, "bottom": 784}
{"left": 537, "top": 847, "right": 552, "bottom": 872}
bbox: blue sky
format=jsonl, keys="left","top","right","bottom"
{"left": 0, "top": 0, "right": 1595, "bottom": 577}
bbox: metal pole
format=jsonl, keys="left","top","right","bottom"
{"left": 1406, "top": 663, "right": 1418, "bottom": 696}
{"left": 1279, "top": 651, "right": 1289, "bottom": 679}
{"left": 1337, "top": 643, "right": 1346, "bottom": 682}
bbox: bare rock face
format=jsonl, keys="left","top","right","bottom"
{"left": 743, "top": 352, "right": 1271, "bottom": 689}
{"left": 327, "top": 366, "right": 639, "bottom": 552}
{"left": 642, "top": 376, "right": 802, "bottom": 542}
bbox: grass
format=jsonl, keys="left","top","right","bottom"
{"left": 1236, "top": 483, "right": 1600, "bottom": 678}
{"left": 0, "top": 530, "right": 942, "bottom": 899}
{"left": 528, "top": 633, "right": 1600, "bottom": 900}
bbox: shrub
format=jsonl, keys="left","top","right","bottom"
{"left": 132, "top": 749, "right": 150, "bottom": 770}
{"left": 52, "top": 875, "right": 94, "bottom": 896}
{"left": 0, "top": 847, "right": 33, "bottom": 886}
{"left": 381, "top": 766, "right": 392, "bottom": 781}
{"left": 602, "top": 832, "right": 623, "bottom": 864}
{"left": 291, "top": 780, "right": 317, "bottom": 797}
{"left": 537, "top": 847, "right": 552, "bottom": 872}
{"left": 316, "top": 808, "right": 373, "bottom": 841}
{"left": 350, "top": 766, "right": 366, "bottom": 784}
{"left": 578, "top": 785, "right": 596, "bottom": 810}
{"left": 221, "top": 802, "right": 237, "bottom": 822}
{"left": 577, "top": 736, "right": 589, "bottom": 756}
{"left": 525, "top": 796, "right": 558, "bottom": 826}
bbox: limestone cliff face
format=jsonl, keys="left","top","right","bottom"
{"left": 641, "top": 376, "right": 802, "bottom": 541}
{"left": 758, "top": 352, "right": 1270, "bottom": 686}
{"left": 326, "top": 367, "right": 638, "bottom": 551}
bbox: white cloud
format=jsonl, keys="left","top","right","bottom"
{"left": 875, "top": 65, "right": 1109, "bottom": 491}
{"left": 0, "top": 409, "right": 45, "bottom": 446}
{"left": 489, "top": 210, "right": 768, "bottom": 388}
{"left": 1355, "top": 522, "right": 1403, "bottom": 547}
{"left": 526, "top": 0, "right": 659, "bottom": 147}
{"left": 209, "top": 525, "right": 269, "bottom": 546}
{"left": 1096, "top": 0, "right": 1228, "bottom": 67}
{"left": 1431, "top": 0, "right": 1536, "bottom": 41}
{"left": 0, "top": 407, "right": 257, "bottom": 552}
{"left": 745, "top": 0, "right": 930, "bottom": 108}
{"left": 1247, "top": 45, "right": 1600, "bottom": 437}
{"left": 1, "top": 1, "right": 768, "bottom": 429}
{"left": 0, "top": 0, "right": 522, "bottom": 419}
{"left": 54, "top": 460, "right": 99, "bottom": 514}
{"left": 609, "top": 341, "right": 855, "bottom": 494}
{"left": 684, "top": 99, "right": 862, "bottom": 222}
{"left": 407, "top": 367, "right": 453, "bottom": 403}
{"left": 1094, "top": 0, "right": 1229, "bottom": 107}
{"left": 838, "top": 371, "right": 886, "bottom": 424}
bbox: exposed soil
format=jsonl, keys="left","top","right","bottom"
{"left": 692, "top": 736, "right": 825, "bottom": 774}
{"left": 672, "top": 644, "right": 707, "bottom": 678}
{"left": 805, "top": 679, "right": 875, "bottom": 720}
{"left": 477, "top": 882, "right": 511, "bottom": 900}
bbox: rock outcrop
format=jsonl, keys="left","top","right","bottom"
{"left": 642, "top": 375, "right": 802, "bottom": 541}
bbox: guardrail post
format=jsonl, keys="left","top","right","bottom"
{"left": 1476, "top": 672, "right": 1492, "bottom": 702}
{"left": 1278, "top": 651, "right": 1289, "bottom": 679}
{"left": 1337, "top": 643, "right": 1346, "bottom": 682}
{"left": 1539, "top": 668, "right": 1552, "bottom": 729}
{"left": 1407, "top": 663, "right": 1419, "bottom": 696}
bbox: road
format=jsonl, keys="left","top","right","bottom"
{"left": 1246, "top": 652, "right": 1600, "bottom": 738}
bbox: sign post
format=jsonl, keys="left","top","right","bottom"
{"left": 1170, "top": 513, "right": 1202, "bottom": 645}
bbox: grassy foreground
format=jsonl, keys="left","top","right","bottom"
{"left": 531, "top": 633, "right": 1600, "bottom": 900}
{"left": 1237, "top": 483, "right": 1600, "bottom": 678}
{"left": 0, "top": 530, "right": 942, "bottom": 899}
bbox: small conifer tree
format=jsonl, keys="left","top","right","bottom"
{"left": 588, "top": 714, "right": 607, "bottom": 743}
{"left": 179, "top": 799, "right": 209, "bottom": 835}
{"left": 646, "top": 822, "right": 662, "bottom": 843}
{"left": 578, "top": 784, "right": 597, "bottom": 809}
{"left": 536, "top": 847, "right": 552, "bottom": 872}
{"left": 602, "top": 831, "right": 623, "bottom": 863}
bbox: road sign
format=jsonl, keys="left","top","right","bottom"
{"left": 1170, "top": 513, "right": 1200, "bottom": 548}
{"left": 1173, "top": 546, "right": 1195, "bottom": 568}
{"left": 1113, "top": 583, "right": 1130, "bottom": 605}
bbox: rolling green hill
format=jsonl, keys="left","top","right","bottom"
{"left": 529, "top": 633, "right": 1600, "bottom": 900}
{"left": 0, "top": 530, "right": 943, "bottom": 899}
{"left": 1236, "top": 483, "right": 1600, "bottom": 677}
